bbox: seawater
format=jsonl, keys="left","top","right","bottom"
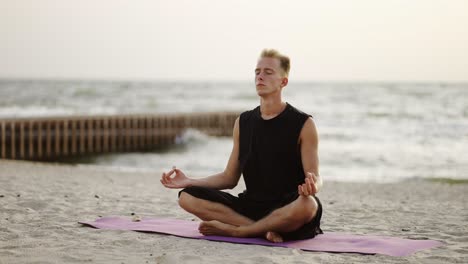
{"left": 1, "top": 80, "right": 467, "bottom": 183}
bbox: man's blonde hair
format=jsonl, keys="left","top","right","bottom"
{"left": 260, "top": 49, "right": 290, "bottom": 77}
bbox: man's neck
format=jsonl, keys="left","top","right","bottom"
{"left": 259, "top": 97, "right": 287, "bottom": 120}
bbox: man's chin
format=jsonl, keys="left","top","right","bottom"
{"left": 256, "top": 91, "right": 270, "bottom": 97}
{"left": 256, "top": 87, "right": 266, "bottom": 94}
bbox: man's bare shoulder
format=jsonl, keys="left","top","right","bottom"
{"left": 232, "top": 117, "right": 240, "bottom": 140}
{"left": 300, "top": 117, "right": 318, "bottom": 142}
{"left": 302, "top": 117, "right": 317, "bottom": 131}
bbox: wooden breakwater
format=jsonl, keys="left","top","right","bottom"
{"left": 0, "top": 112, "right": 238, "bottom": 161}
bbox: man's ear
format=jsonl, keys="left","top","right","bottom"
{"left": 281, "top": 77, "right": 288, "bottom": 88}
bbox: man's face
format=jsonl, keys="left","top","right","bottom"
{"left": 255, "top": 57, "right": 287, "bottom": 96}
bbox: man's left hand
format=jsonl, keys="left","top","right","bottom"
{"left": 298, "top": 172, "right": 318, "bottom": 196}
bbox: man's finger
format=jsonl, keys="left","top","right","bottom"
{"left": 162, "top": 173, "right": 168, "bottom": 183}
{"left": 302, "top": 184, "right": 310, "bottom": 196}
{"left": 312, "top": 184, "right": 318, "bottom": 195}
{"left": 299, "top": 185, "right": 304, "bottom": 196}
{"left": 162, "top": 176, "right": 169, "bottom": 185}
{"left": 161, "top": 180, "right": 172, "bottom": 187}
{"left": 164, "top": 169, "right": 175, "bottom": 180}
{"left": 310, "top": 181, "right": 317, "bottom": 195}
{"left": 306, "top": 178, "right": 313, "bottom": 194}
{"left": 166, "top": 169, "right": 175, "bottom": 177}
{"left": 163, "top": 173, "right": 173, "bottom": 183}
{"left": 307, "top": 172, "right": 317, "bottom": 183}
{"left": 161, "top": 179, "right": 170, "bottom": 187}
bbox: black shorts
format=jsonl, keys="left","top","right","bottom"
{"left": 179, "top": 186, "right": 323, "bottom": 241}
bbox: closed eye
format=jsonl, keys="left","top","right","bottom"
{"left": 255, "top": 69, "right": 274, "bottom": 75}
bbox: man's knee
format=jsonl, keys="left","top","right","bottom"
{"left": 178, "top": 191, "right": 197, "bottom": 212}
{"left": 178, "top": 191, "right": 227, "bottom": 220}
{"left": 289, "top": 196, "right": 318, "bottom": 223}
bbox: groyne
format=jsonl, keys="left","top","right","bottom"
{"left": 0, "top": 112, "right": 238, "bottom": 161}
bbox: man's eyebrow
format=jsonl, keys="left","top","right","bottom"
{"left": 255, "top": 67, "right": 276, "bottom": 72}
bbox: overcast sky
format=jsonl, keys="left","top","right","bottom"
{"left": 1, "top": 0, "right": 467, "bottom": 82}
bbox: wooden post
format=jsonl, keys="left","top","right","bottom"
{"left": 55, "top": 121, "right": 61, "bottom": 157}
{"left": 19, "top": 122, "right": 25, "bottom": 159}
{"left": 110, "top": 117, "right": 116, "bottom": 152}
{"left": 124, "top": 117, "right": 129, "bottom": 150}
{"left": 103, "top": 118, "right": 109, "bottom": 152}
{"left": 129, "top": 118, "right": 135, "bottom": 150}
{"left": 11, "top": 122, "right": 16, "bottom": 159}
{"left": 63, "top": 120, "right": 69, "bottom": 156}
{"left": 132, "top": 118, "right": 138, "bottom": 150}
{"left": 145, "top": 117, "right": 151, "bottom": 149}
{"left": 28, "top": 121, "right": 34, "bottom": 159}
{"left": 87, "top": 119, "right": 93, "bottom": 153}
{"left": 151, "top": 117, "right": 156, "bottom": 147}
{"left": 95, "top": 119, "right": 101, "bottom": 153}
{"left": 153, "top": 117, "right": 159, "bottom": 146}
{"left": 117, "top": 117, "right": 122, "bottom": 151}
{"left": 45, "top": 121, "right": 51, "bottom": 158}
{"left": 80, "top": 119, "right": 85, "bottom": 154}
{"left": 168, "top": 116, "right": 174, "bottom": 138}
{"left": 116, "top": 118, "right": 121, "bottom": 151}
{"left": 140, "top": 117, "right": 145, "bottom": 149}
{"left": 139, "top": 117, "right": 145, "bottom": 149}
{"left": 37, "top": 121, "right": 43, "bottom": 159}
{"left": 160, "top": 116, "right": 166, "bottom": 145}
{"left": 165, "top": 115, "right": 171, "bottom": 145}
{"left": 71, "top": 119, "right": 77, "bottom": 155}
{"left": 1, "top": 121, "right": 5, "bottom": 159}
{"left": 133, "top": 117, "right": 137, "bottom": 149}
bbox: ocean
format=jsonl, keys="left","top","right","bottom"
{"left": 0, "top": 80, "right": 467, "bottom": 183}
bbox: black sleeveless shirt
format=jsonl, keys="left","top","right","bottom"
{"left": 238, "top": 103, "right": 311, "bottom": 202}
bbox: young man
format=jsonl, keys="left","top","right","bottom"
{"left": 161, "top": 49, "right": 323, "bottom": 243}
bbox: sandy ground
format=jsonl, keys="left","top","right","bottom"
{"left": 0, "top": 159, "right": 467, "bottom": 264}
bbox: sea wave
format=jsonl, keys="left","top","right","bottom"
{"left": 1, "top": 80, "right": 467, "bottom": 182}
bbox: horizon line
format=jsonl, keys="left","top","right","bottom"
{"left": 1, "top": 77, "right": 467, "bottom": 85}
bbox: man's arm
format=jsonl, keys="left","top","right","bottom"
{"left": 161, "top": 117, "right": 242, "bottom": 190}
{"left": 298, "top": 117, "right": 322, "bottom": 195}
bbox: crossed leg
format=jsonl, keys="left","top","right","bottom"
{"left": 178, "top": 192, "right": 318, "bottom": 242}
{"left": 178, "top": 191, "right": 254, "bottom": 226}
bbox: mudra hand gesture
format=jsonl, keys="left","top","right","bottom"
{"left": 160, "top": 166, "right": 192, "bottom": 189}
{"left": 298, "top": 172, "right": 319, "bottom": 196}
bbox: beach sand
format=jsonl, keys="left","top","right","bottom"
{"left": 0, "top": 159, "right": 467, "bottom": 263}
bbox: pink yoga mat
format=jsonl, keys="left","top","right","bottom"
{"left": 80, "top": 217, "right": 443, "bottom": 256}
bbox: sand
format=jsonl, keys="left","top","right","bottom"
{"left": 0, "top": 159, "right": 467, "bottom": 263}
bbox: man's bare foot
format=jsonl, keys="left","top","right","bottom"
{"left": 266, "top": 231, "right": 284, "bottom": 243}
{"left": 198, "top": 220, "right": 239, "bottom": 237}
{"left": 199, "top": 221, "right": 284, "bottom": 242}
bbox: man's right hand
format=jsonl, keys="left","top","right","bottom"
{"left": 160, "top": 167, "right": 193, "bottom": 189}
{"left": 298, "top": 172, "right": 319, "bottom": 196}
